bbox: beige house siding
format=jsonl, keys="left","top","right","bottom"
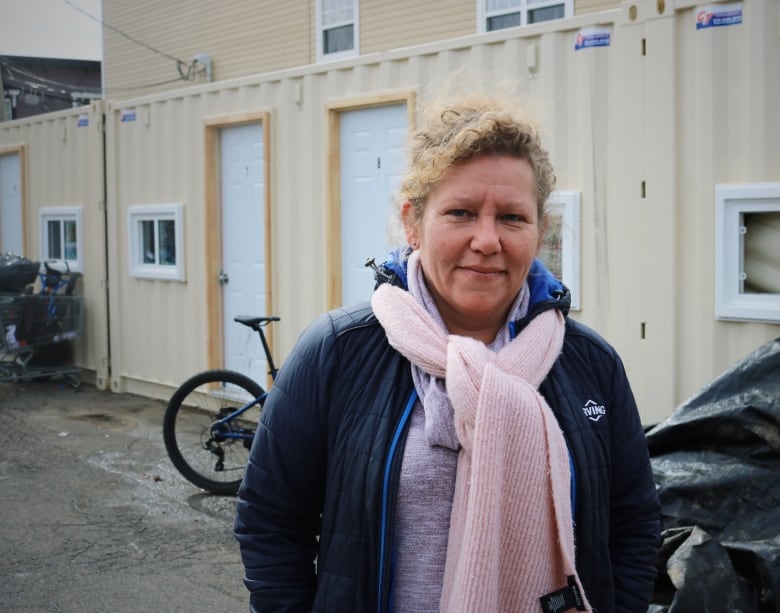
{"left": 3, "top": 1, "right": 778, "bottom": 424}
{"left": 575, "top": 0, "right": 619, "bottom": 15}
{"left": 359, "top": 0, "right": 475, "bottom": 54}
{"left": 102, "top": 0, "right": 312, "bottom": 99}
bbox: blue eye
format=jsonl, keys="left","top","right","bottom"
{"left": 447, "top": 209, "right": 470, "bottom": 218}
{"left": 502, "top": 213, "right": 525, "bottom": 223}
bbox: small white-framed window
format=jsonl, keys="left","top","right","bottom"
{"left": 316, "top": 0, "right": 359, "bottom": 62}
{"left": 715, "top": 183, "right": 780, "bottom": 323}
{"left": 128, "top": 204, "right": 185, "bottom": 281}
{"left": 39, "top": 206, "right": 84, "bottom": 272}
{"left": 478, "top": 0, "right": 572, "bottom": 32}
{"left": 539, "top": 190, "right": 581, "bottom": 310}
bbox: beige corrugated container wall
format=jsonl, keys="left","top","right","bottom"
{"left": 673, "top": 0, "right": 780, "bottom": 404}
{"left": 3, "top": 1, "right": 779, "bottom": 424}
{"left": 0, "top": 104, "right": 110, "bottom": 387}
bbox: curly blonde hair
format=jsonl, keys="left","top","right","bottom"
{"left": 400, "top": 91, "right": 556, "bottom": 225}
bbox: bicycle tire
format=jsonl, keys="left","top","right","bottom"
{"left": 163, "top": 369, "right": 264, "bottom": 495}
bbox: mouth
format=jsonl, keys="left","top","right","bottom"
{"left": 460, "top": 266, "right": 505, "bottom": 277}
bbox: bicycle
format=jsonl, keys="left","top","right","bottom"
{"left": 162, "top": 315, "right": 279, "bottom": 495}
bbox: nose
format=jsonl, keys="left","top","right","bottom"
{"left": 470, "top": 214, "right": 501, "bottom": 254}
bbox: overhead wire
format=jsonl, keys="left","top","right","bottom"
{"left": 1, "top": 0, "right": 207, "bottom": 102}
{"left": 59, "top": 0, "right": 186, "bottom": 65}
{"left": 56, "top": 0, "right": 204, "bottom": 90}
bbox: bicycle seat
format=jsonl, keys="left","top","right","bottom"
{"left": 234, "top": 315, "right": 280, "bottom": 329}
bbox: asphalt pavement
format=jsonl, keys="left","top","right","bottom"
{"left": 0, "top": 380, "right": 249, "bottom": 612}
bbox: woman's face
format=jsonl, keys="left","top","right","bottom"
{"left": 403, "top": 154, "right": 541, "bottom": 343}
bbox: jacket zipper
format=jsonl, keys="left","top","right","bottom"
{"left": 376, "top": 389, "right": 418, "bottom": 613}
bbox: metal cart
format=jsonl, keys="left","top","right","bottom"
{"left": 0, "top": 292, "right": 84, "bottom": 388}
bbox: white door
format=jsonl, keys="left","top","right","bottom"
{"left": 0, "top": 153, "right": 23, "bottom": 255}
{"left": 340, "top": 105, "right": 407, "bottom": 306}
{"left": 220, "top": 123, "right": 267, "bottom": 383}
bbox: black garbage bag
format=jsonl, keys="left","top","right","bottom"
{"left": 0, "top": 253, "right": 39, "bottom": 293}
{"left": 647, "top": 338, "right": 780, "bottom": 612}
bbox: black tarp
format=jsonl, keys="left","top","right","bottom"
{"left": 0, "top": 253, "right": 39, "bottom": 293}
{"left": 647, "top": 338, "right": 780, "bottom": 613}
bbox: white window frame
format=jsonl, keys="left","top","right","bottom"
{"left": 477, "top": 0, "right": 573, "bottom": 32}
{"left": 316, "top": 0, "right": 359, "bottom": 62}
{"left": 715, "top": 183, "right": 780, "bottom": 322}
{"left": 541, "top": 190, "right": 581, "bottom": 310}
{"left": 127, "top": 203, "right": 185, "bottom": 281}
{"left": 39, "top": 206, "right": 84, "bottom": 272}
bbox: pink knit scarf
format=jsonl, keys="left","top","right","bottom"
{"left": 371, "top": 283, "right": 591, "bottom": 613}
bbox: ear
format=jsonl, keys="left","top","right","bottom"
{"left": 401, "top": 200, "right": 419, "bottom": 248}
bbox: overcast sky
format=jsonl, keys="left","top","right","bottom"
{"left": 0, "top": 0, "right": 102, "bottom": 61}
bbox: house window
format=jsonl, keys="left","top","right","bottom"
{"left": 317, "top": 0, "right": 359, "bottom": 61}
{"left": 715, "top": 183, "right": 780, "bottom": 322}
{"left": 479, "top": 0, "right": 571, "bottom": 32}
{"left": 39, "top": 207, "right": 83, "bottom": 272}
{"left": 128, "top": 204, "right": 185, "bottom": 281}
{"left": 539, "top": 190, "right": 581, "bottom": 310}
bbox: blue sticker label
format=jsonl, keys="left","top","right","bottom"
{"left": 575, "top": 27, "right": 611, "bottom": 51}
{"left": 696, "top": 3, "right": 742, "bottom": 29}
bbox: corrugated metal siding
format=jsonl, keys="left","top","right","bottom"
{"left": 104, "top": 2, "right": 780, "bottom": 421}
{"left": 104, "top": 95, "right": 213, "bottom": 391}
{"left": 4, "top": 2, "right": 778, "bottom": 424}
{"left": 0, "top": 104, "right": 109, "bottom": 388}
{"left": 673, "top": 0, "right": 780, "bottom": 406}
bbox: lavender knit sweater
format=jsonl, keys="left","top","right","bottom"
{"left": 392, "top": 403, "right": 458, "bottom": 612}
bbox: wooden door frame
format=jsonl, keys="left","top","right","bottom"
{"left": 203, "top": 112, "right": 272, "bottom": 371}
{"left": 325, "top": 90, "right": 416, "bottom": 310}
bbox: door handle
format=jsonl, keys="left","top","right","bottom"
{"left": 218, "top": 270, "right": 229, "bottom": 285}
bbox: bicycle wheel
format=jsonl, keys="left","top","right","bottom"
{"left": 163, "top": 369, "right": 264, "bottom": 495}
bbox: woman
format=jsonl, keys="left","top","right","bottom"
{"left": 235, "top": 91, "right": 660, "bottom": 613}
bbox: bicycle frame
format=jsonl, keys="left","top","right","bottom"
{"left": 209, "top": 314, "right": 280, "bottom": 442}
{"left": 232, "top": 314, "right": 280, "bottom": 378}
{"left": 211, "top": 391, "right": 267, "bottom": 442}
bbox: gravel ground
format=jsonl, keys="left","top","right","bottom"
{"left": 0, "top": 380, "right": 248, "bottom": 613}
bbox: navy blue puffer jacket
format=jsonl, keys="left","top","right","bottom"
{"left": 235, "top": 259, "right": 660, "bottom": 613}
